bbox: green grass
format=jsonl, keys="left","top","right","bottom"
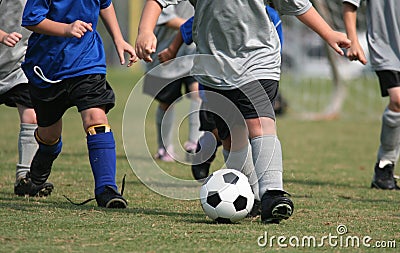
{"left": 0, "top": 69, "right": 399, "bottom": 252}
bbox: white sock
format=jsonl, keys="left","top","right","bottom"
{"left": 250, "top": 135, "right": 284, "bottom": 198}
{"left": 16, "top": 123, "right": 38, "bottom": 180}
{"left": 188, "top": 99, "right": 202, "bottom": 143}
{"left": 223, "top": 144, "right": 260, "bottom": 201}
{"left": 156, "top": 106, "right": 175, "bottom": 149}
{"left": 378, "top": 108, "right": 400, "bottom": 163}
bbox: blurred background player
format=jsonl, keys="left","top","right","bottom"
{"left": 0, "top": 0, "right": 53, "bottom": 197}
{"left": 142, "top": 1, "right": 202, "bottom": 162}
{"left": 19, "top": 0, "right": 137, "bottom": 208}
{"left": 343, "top": 0, "right": 400, "bottom": 190}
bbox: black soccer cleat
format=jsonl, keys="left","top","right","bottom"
{"left": 192, "top": 162, "right": 212, "bottom": 182}
{"left": 371, "top": 162, "right": 400, "bottom": 190}
{"left": 14, "top": 172, "right": 54, "bottom": 197}
{"left": 191, "top": 140, "right": 220, "bottom": 181}
{"left": 95, "top": 186, "right": 127, "bottom": 208}
{"left": 261, "top": 190, "right": 294, "bottom": 224}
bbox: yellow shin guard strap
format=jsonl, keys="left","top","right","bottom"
{"left": 87, "top": 124, "right": 111, "bottom": 135}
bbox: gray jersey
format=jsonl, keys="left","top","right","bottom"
{"left": 0, "top": 0, "right": 31, "bottom": 94}
{"left": 343, "top": 0, "right": 400, "bottom": 72}
{"left": 145, "top": 1, "right": 196, "bottom": 78}
{"left": 157, "top": 0, "right": 311, "bottom": 89}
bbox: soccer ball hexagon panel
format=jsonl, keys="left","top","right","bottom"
{"left": 200, "top": 168, "right": 255, "bottom": 223}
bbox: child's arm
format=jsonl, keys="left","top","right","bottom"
{"left": 135, "top": 0, "right": 164, "bottom": 62}
{"left": 24, "top": 18, "right": 93, "bottom": 38}
{"left": 296, "top": 6, "right": 351, "bottom": 56}
{"left": 342, "top": 2, "right": 367, "bottom": 64}
{"left": 158, "top": 15, "right": 194, "bottom": 63}
{"left": 0, "top": 30, "right": 22, "bottom": 47}
{"left": 158, "top": 31, "right": 184, "bottom": 63}
{"left": 100, "top": 3, "right": 138, "bottom": 67}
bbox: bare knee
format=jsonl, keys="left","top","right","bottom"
{"left": 36, "top": 122, "right": 62, "bottom": 145}
{"left": 388, "top": 88, "right": 400, "bottom": 112}
{"left": 17, "top": 105, "right": 37, "bottom": 124}
{"left": 81, "top": 107, "right": 108, "bottom": 131}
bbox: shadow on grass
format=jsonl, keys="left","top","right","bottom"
{"left": 285, "top": 178, "right": 367, "bottom": 189}
{"left": 0, "top": 192, "right": 207, "bottom": 220}
{"left": 337, "top": 194, "right": 400, "bottom": 204}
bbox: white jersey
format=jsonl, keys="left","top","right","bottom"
{"left": 156, "top": 0, "right": 312, "bottom": 89}
{"left": 0, "top": 0, "right": 31, "bottom": 94}
{"left": 343, "top": 0, "right": 400, "bottom": 72}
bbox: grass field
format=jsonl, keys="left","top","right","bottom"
{"left": 0, "top": 68, "right": 399, "bottom": 252}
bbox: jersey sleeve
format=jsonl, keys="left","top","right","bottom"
{"left": 180, "top": 16, "right": 194, "bottom": 45}
{"left": 157, "top": 5, "right": 178, "bottom": 25}
{"left": 100, "top": 0, "right": 112, "bottom": 9}
{"left": 156, "top": 0, "right": 184, "bottom": 8}
{"left": 342, "top": 0, "right": 361, "bottom": 8}
{"left": 271, "top": 0, "right": 312, "bottom": 16}
{"left": 22, "top": 0, "right": 50, "bottom": 26}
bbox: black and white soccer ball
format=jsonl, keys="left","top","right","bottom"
{"left": 200, "top": 168, "right": 254, "bottom": 223}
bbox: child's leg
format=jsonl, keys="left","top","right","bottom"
{"left": 156, "top": 102, "right": 175, "bottom": 150}
{"left": 222, "top": 126, "right": 260, "bottom": 201}
{"left": 15, "top": 119, "right": 60, "bottom": 197}
{"left": 191, "top": 101, "right": 221, "bottom": 180}
{"left": 16, "top": 105, "right": 38, "bottom": 180}
{"left": 81, "top": 107, "right": 118, "bottom": 195}
{"left": 377, "top": 107, "right": 400, "bottom": 163}
{"left": 372, "top": 107, "right": 400, "bottom": 189}
{"left": 247, "top": 117, "right": 283, "bottom": 196}
{"left": 186, "top": 82, "right": 202, "bottom": 148}
{"left": 82, "top": 107, "right": 127, "bottom": 208}
{"left": 29, "top": 119, "right": 63, "bottom": 185}
{"left": 247, "top": 117, "right": 293, "bottom": 223}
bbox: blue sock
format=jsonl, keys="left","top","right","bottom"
{"left": 87, "top": 132, "right": 117, "bottom": 195}
{"left": 38, "top": 136, "right": 62, "bottom": 155}
{"left": 30, "top": 137, "right": 62, "bottom": 185}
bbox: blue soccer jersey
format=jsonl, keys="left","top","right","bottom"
{"left": 21, "top": 0, "right": 112, "bottom": 87}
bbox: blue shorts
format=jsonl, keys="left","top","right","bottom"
{"left": 29, "top": 74, "right": 115, "bottom": 127}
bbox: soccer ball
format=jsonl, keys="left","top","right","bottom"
{"left": 200, "top": 168, "right": 254, "bottom": 223}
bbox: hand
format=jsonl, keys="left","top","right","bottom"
{"left": 158, "top": 48, "right": 176, "bottom": 63}
{"left": 1, "top": 32, "right": 22, "bottom": 47}
{"left": 65, "top": 20, "right": 93, "bottom": 38}
{"left": 135, "top": 31, "right": 157, "bottom": 62}
{"left": 114, "top": 39, "right": 138, "bottom": 67}
{"left": 325, "top": 31, "right": 352, "bottom": 57}
{"left": 346, "top": 40, "right": 367, "bottom": 65}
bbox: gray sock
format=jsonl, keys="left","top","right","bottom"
{"left": 188, "top": 99, "right": 202, "bottom": 143}
{"left": 223, "top": 145, "right": 260, "bottom": 201}
{"left": 250, "top": 135, "right": 284, "bottom": 198}
{"left": 156, "top": 106, "right": 175, "bottom": 149}
{"left": 16, "top": 123, "right": 38, "bottom": 180}
{"left": 378, "top": 108, "right": 400, "bottom": 163}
